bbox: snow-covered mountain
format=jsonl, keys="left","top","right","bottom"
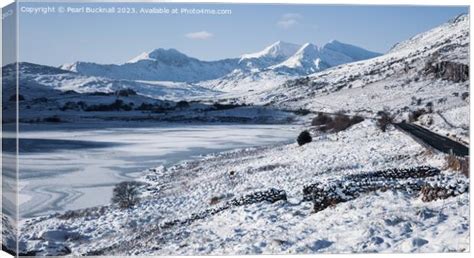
{"left": 271, "top": 41, "right": 381, "bottom": 75}
{"left": 200, "top": 41, "right": 381, "bottom": 92}
{"left": 60, "top": 41, "right": 379, "bottom": 87}
{"left": 60, "top": 49, "right": 239, "bottom": 82}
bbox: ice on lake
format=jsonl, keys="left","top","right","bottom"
{"left": 15, "top": 122, "right": 300, "bottom": 218}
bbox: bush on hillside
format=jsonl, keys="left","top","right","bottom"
{"left": 85, "top": 99, "right": 132, "bottom": 112}
{"left": 297, "top": 130, "right": 312, "bottom": 146}
{"left": 43, "top": 115, "right": 62, "bottom": 123}
{"left": 176, "top": 100, "right": 190, "bottom": 109}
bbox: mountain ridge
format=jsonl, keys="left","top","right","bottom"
{"left": 59, "top": 40, "right": 381, "bottom": 83}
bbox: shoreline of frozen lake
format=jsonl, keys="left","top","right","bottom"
{"left": 16, "top": 122, "right": 302, "bottom": 218}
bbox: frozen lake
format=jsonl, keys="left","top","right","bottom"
{"left": 16, "top": 122, "right": 300, "bottom": 218}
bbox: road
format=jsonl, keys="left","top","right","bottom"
{"left": 394, "top": 122, "right": 469, "bottom": 157}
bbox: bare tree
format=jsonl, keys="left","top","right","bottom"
{"left": 111, "top": 181, "right": 143, "bottom": 209}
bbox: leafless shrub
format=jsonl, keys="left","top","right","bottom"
{"left": 409, "top": 108, "right": 427, "bottom": 122}
{"left": 425, "top": 102, "right": 434, "bottom": 112}
{"left": 351, "top": 115, "right": 364, "bottom": 124}
{"left": 313, "top": 112, "right": 364, "bottom": 133}
{"left": 209, "top": 196, "right": 221, "bottom": 205}
{"left": 376, "top": 111, "right": 394, "bottom": 132}
{"left": 311, "top": 112, "right": 332, "bottom": 126}
{"left": 446, "top": 153, "right": 469, "bottom": 177}
{"left": 58, "top": 206, "right": 108, "bottom": 220}
{"left": 331, "top": 114, "right": 353, "bottom": 132}
{"left": 411, "top": 97, "right": 423, "bottom": 105}
{"left": 420, "top": 186, "right": 455, "bottom": 202}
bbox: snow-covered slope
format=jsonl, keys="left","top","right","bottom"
{"left": 1, "top": 62, "right": 179, "bottom": 123}
{"left": 197, "top": 69, "right": 292, "bottom": 93}
{"left": 3, "top": 62, "right": 298, "bottom": 125}
{"left": 389, "top": 14, "right": 468, "bottom": 55}
{"left": 14, "top": 62, "right": 218, "bottom": 100}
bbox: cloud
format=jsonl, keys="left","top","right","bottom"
{"left": 185, "top": 31, "right": 213, "bottom": 40}
{"left": 277, "top": 13, "right": 303, "bottom": 29}
{"left": 282, "top": 13, "right": 303, "bottom": 20}
{"left": 277, "top": 19, "right": 299, "bottom": 29}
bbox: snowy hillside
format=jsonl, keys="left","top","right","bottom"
{"left": 7, "top": 62, "right": 218, "bottom": 100}
{"left": 2, "top": 62, "right": 300, "bottom": 125}
{"left": 241, "top": 14, "right": 469, "bottom": 141}
{"left": 196, "top": 69, "right": 291, "bottom": 93}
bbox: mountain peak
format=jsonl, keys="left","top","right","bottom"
{"left": 240, "top": 41, "right": 300, "bottom": 60}
{"left": 322, "top": 40, "right": 381, "bottom": 61}
{"left": 293, "top": 43, "right": 320, "bottom": 58}
{"left": 299, "top": 42, "right": 318, "bottom": 50}
{"left": 270, "top": 42, "right": 325, "bottom": 73}
{"left": 327, "top": 39, "right": 341, "bottom": 44}
{"left": 323, "top": 40, "right": 350, "bottom": 49}
{"left": 127, "top": 48, "right": 190, "bottom": 64}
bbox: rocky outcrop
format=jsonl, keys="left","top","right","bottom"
{"left": 424, "top": 60, "right": 469, "bottom": 82}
